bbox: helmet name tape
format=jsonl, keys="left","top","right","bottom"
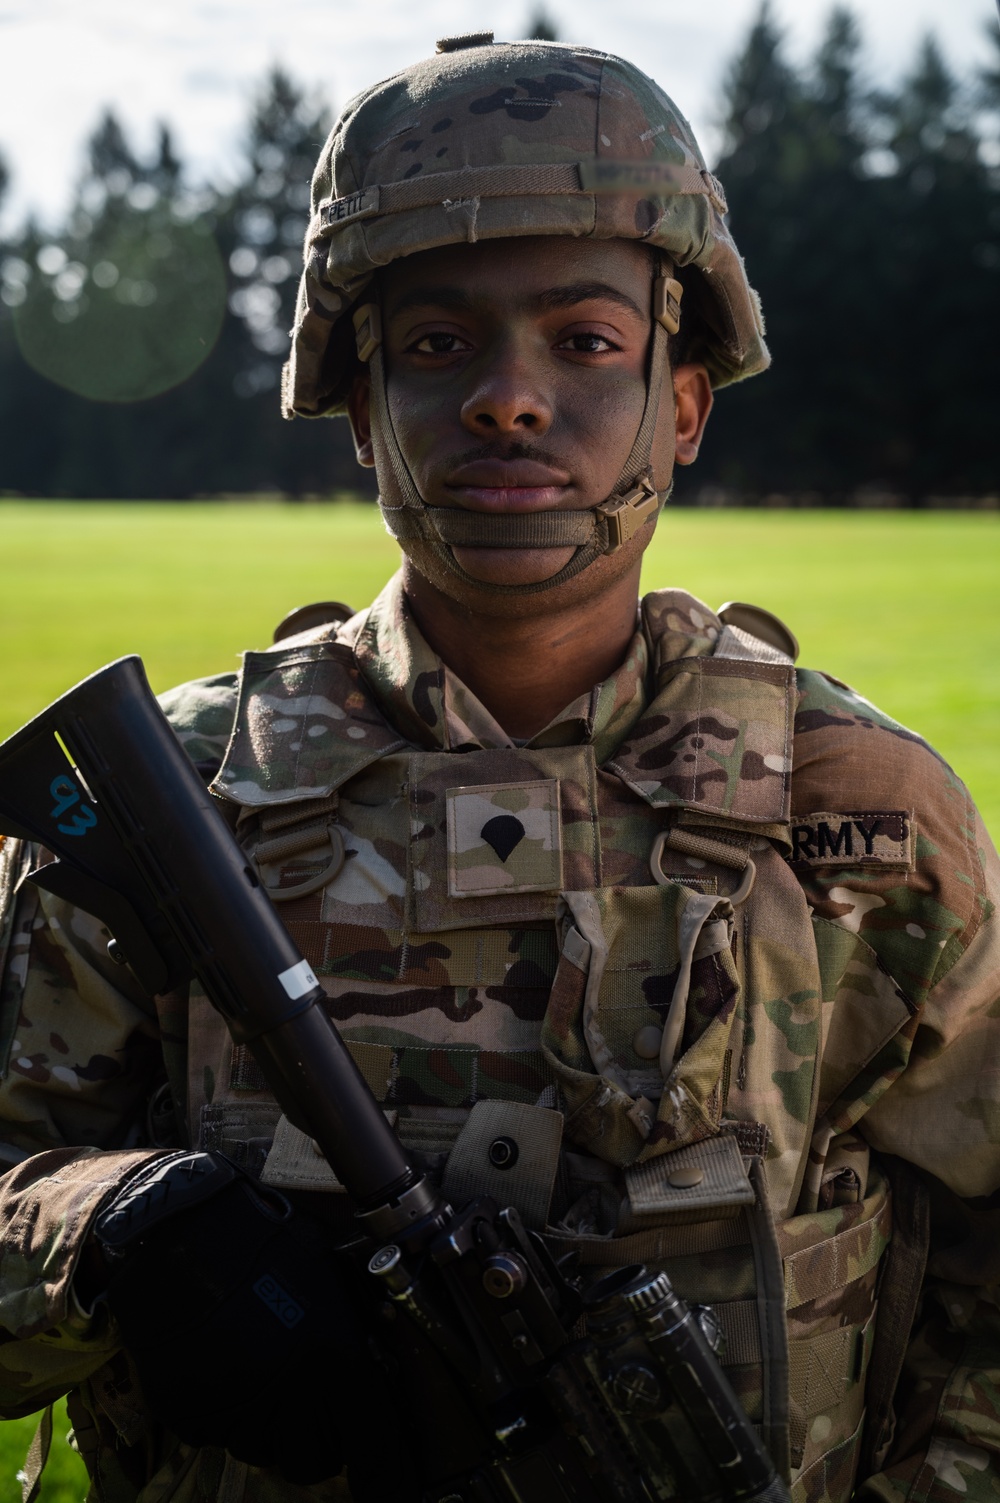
{"left": 323, "top": 187, "right": 380, "bottom": 228}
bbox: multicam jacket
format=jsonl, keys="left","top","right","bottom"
{"left": 0, "top": 576, "right": 998, "bottom": 1503}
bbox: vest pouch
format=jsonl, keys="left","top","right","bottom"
{"left": 543, "top": 1156, "right": 792, "bottom": 1477}
{"left": 541, "top": 883, "right": 742, "bottom": 1169}
{"left": 780, "top": 1163, "right": 892, "bottom": 1496}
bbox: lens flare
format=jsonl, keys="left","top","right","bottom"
{"left": 13, "top": 212, "right": 226, "bottom": 403}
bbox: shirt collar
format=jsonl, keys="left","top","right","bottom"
{"left": 351, "top": 572, "right": 650, "bottom": 763}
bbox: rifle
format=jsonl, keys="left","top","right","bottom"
{"left": 0, "top": 656, "right": 789, "bottom": 1503}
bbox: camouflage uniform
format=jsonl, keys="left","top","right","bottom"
{"left": 0, "top": 575, "right": 998, "bottom": 1503}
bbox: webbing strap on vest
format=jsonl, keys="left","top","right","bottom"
{"left": 717, "top": 1298, "right": 764, "bottom": 1366}
{"left": 243, "top": 794, "right": 345, "bottom": 902}
{"left": 783, "top": 1194, "right": 891, "bottom": 1310}
{"left": 856, "top": 1156, "right": 930, "bottom": 1480}
{"left": 747, "top": 1158, "right": 791, "bottom": 1482}
{"left": 19, "top": 1403, "right": 53, "bottom": 1503}
{"left": 217, "top": 1456, "right": 249, "bottom": 1503}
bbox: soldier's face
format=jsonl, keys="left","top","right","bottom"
{"left": 348, "top": 235, "right": 711, "bottom": 599}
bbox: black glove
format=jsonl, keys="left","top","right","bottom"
{"left": 93, "top": 1150, "right": 401, "bottom": 1488}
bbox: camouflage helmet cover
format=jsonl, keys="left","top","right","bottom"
{"left": 282, "top": 36, "right": 769, "bottom": 419}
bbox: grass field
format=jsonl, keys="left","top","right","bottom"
{"left": 1, "top": 501, "right": 998, "bottom": 829}
{"left": 0, "top": 1406, "right": 83, "bottom": 1503}
{"left": 0, "top": 499, "right": 997, "bottom": 1499}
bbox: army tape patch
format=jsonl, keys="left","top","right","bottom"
{"left": 446, "top": 780, "right": 562, "bottom": 898}
{"left": 786, "top": 811, "right": 914, "bottom": 869}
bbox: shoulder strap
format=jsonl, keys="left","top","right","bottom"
{"left": 717, "top": 601, "right": 799, "bottom": 663}
{"left": 713, "top": 624, "right": 794, "bottom": 667}
{"left": 271, "top": 600, "right": 356, "bottom": 646}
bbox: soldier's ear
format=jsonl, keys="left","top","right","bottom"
{"left": 672, "top": 362, "right": 713, "bottom": 466}
{"left": 346, "top": 372, "right": 375, "bottom": 467}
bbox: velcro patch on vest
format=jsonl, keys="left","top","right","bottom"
{"left": 446, "top": 780, "right": 562, "bottom": 897}
{"left": 786, "top": 811, "right": 914, "bottom": 869}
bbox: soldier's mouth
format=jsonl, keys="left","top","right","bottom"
{"left": 444, "top": 457, "right": 574, "bottom": 512}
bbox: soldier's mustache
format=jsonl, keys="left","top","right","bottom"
{"left": 449, "top": 441, "right": 568, "bottom": 471}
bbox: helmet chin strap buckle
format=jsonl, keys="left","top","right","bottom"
{"left": 595, "top": 477, "right": 661, "bottom": 553}
{"left": 653, "top": 273, "right": 684, "bottom": 336}
{"left": 353, "top": 302, "right": 382, "bottom": 362}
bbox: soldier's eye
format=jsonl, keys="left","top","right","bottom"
{"left": 557, "top": 332, "right": 620, "bottom": 354}
{"left": 409, "top": 332, "right": 470, "bottom": 354}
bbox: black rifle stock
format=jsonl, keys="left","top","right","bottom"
{"left": 0, "top": 657, "right": 789, "bottom": 1503}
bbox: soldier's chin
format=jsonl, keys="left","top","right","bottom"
{"left": 449, "top": 545, "right": 576, "bottom": 586}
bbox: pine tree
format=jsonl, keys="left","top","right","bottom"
{"left": 718, "top": 3, "right": 804, "bottom": 184}
{"left": 982, "top": 20, "right": 1000, "bottom": 114}
{"left": 527, "top": 10, "right": 559, "bottom": 41}
{"left": 808, "top": 8, "right": 866, "bottom": 170}
{"left": 0, "top": 77, "right": 365, "bottom": 499}
{"left": 692, "top": 8, "right": 1000, "bottom": 500}
{"left": 13, "top": 113, "right": 223, "bottom": 412}
{"left": 223, "top": 68, "right": 330, "bottom": 387}
{"left": 86, "top": 111, "right": 141, "bottom": 189}
{"left": 703, "top": 5, "right": 816, "bottom": 495}
{"left": 0, "top": 109, "right": 230, "bottom": 495}
{"left": 866, "top": 38, "right": 997, "bottom": 494}
{"left": 877, "top": 35, "right": 979, "bottom": 179}
{"left": 214, "top": 67, "right": 364, "bottom": 494}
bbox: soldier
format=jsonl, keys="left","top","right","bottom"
{"left": 1, "top": 30, "right": 999, "bottom": 1503}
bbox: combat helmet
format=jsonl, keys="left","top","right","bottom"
{"left": 283, "top": 33, "right": 769, "bottom": 595}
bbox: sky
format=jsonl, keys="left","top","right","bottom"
{"left": 1, "top": 0, "right": 997, "bottom": 232}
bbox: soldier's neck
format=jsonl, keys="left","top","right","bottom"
{"left": 401, "top": 561, "right": 643, "bottom": 741}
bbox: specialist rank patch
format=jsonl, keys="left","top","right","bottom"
{"left": 446, "top": 780, "right": 563, "bottom": 898}
{"left": 786, "top": 811, "right": 914, "bottom": 869}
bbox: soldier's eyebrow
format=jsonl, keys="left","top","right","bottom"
{"left": 387, "top": 281, "right": 645, "bottom": 320}
{"left": 387, "top": 286, "right": 475, "bottom": 318}
{"left": 533, "top": 282, "right": 645, "bottom": 319}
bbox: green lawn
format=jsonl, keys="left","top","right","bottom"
{"left": 1, "top": 501, "right": 997, "bottom": 831}
{"left": 0, "top": 499, "right": 997, "bottom": 1499}
{"left": 0, "top": 1404, "right": 81, "bottom": 1503}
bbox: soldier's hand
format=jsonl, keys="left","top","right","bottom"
{"left": 92, "top": 1150, "right": 388, "bottom": 1486}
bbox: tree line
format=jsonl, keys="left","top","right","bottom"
{"left": 0, "top": 5, "right": 998, "bottom": 503}
{"left": 704, "top": 5, "right": 1000, "bottom": 503}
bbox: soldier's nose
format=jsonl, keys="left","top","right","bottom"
{"left": 460, "top": 368, "right": 552, "bottom": 436}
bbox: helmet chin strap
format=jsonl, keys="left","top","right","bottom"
{"left": 357, "top": 259, "right": 682, "bottom": 597}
